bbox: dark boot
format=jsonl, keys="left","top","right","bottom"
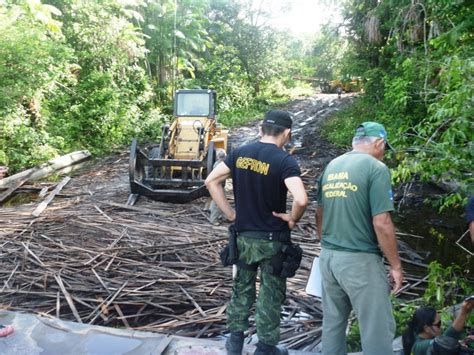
{"left": 225, "top": 331, "right": 244, "bottom": 355}
{"left": 254, "top": 341, "right": 288, "bottom": 355}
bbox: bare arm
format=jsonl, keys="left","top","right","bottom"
{"left": 373, "top": 212, "right": 403, "bottom": 293}
{"left": 286, "top": 176, "right": 308, "bottom": 223}
{"left": 316, "top": 206, "right": 323, "bottom": 241}
{"left": 205, "top": 163, "right": 235, "bottom": 221}
{"left": 273, "top": 176, "right": 308, "bottom": 229}
{"left": 453, "top": 299, "right": 474, "bottom": 332}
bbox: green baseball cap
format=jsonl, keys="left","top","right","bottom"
{"left": 354, "top": 121, "right": 393, "bottom": 150}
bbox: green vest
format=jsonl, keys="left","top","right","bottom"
{"left": 316, "top": 151, "right": 394, "bottom": 254}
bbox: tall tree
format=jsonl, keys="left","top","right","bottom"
{"left": 139, "top": 0, "right": 211, "bottom": 100}
{"left": 207, "top": 0, "right": 280, "bottom": 95}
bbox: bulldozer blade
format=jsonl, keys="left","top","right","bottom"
{"left": 129, "top": 179, "right": 209, "bottom": 203}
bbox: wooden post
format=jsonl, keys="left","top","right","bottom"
{"left": 32, "top": 176, "right": 71, "bottom": 217}
{"left": 0, "top": 151, "right": 90, "bottom": 188}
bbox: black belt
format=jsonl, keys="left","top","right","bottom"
{"left": 238, "top": 230, "right": 291, "bottom": 243}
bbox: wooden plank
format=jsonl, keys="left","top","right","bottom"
{"left": 0, "top": 180, "right": 28, "bottom": 204}
{"left": 22, "top": 242, "right": 45, "bottom": 266}
{"left": 113, "top": 303, "right": 131, "bottom": 329}
{"left": 126, "top": 193, "right": 139, "bottom": 206}
{"left": 94, "top": 205, "right": 113, "bottom": 221}
{"left": 180, "top": 286, "right": 206, "bottom": 317}
{"left": 32, "top": 177, "right": 71, "bottom": 217}
{"left": 0, "top": 151, "right": 89, "bottom": 188}
{"left": 88, "top": 281, "right": 128, "bottom": 324}
{"left": 97, "top": 200, "right": 176, "bottom": 217}
{"left": 0, "top": 264, "right": 19, "bottom": 292}
{"left": 54, "top": 274, "right": 83, "bottom": 323}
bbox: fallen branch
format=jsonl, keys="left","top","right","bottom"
{"left": 32, "top": 176, "right": 71, "bottom": 217}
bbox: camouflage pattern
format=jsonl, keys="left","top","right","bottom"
{"left": 226, "top": 235, "right": 286, "bottom": 346}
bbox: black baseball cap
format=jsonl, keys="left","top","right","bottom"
{"left": 263, "top": 110, "right": 292, "bottom": 129}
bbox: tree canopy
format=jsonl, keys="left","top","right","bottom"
{"left": 0, "top": 0, "right": 310, "bottom": 170}
{"left": 320, "top": 0, "right": 473, "bottom": 207}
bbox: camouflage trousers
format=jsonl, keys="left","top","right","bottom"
{"left": 226, "top": 235, "right": 287, "bottom": 346}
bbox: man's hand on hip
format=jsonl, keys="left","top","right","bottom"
{"left": 272, "top": 212, "right": 296, "bottom": 229}
{"left": 226, "top": 210, "right": 236, "bottom": 222}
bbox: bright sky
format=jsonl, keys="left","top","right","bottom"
{"left": 268, "top": 0, "right": 342, "bottom": 34}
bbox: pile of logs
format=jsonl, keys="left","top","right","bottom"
{"left": 0, "top": 151, "right": 428, "bottom": 351}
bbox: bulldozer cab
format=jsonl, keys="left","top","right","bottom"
{"left": 129, "top": 89, "right": 228, "bottom": 204}
{"left": 168, "top": 90, "right": 220, "bottom": 161}
{"left": 174, "top": 89, "right": 216, "bottom": 118}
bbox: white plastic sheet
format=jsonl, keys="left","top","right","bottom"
{"left": 305, "top": 256, "right": 322, "bottom": 297}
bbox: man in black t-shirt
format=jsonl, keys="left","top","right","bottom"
{"left": 206, "top": 110, "right": 308, "bottom": 355}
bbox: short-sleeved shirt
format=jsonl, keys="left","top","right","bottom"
{"left": 224, "top": 141, "right": 301, "bottom": 232}
{"left": 316, "top": 151, "right": 394, "bottom": 254}
{"left": 411, "top": 326, "right": 462, "bottom": 355}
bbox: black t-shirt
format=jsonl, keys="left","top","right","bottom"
{"left": 224, "top": 141, "right": 301, "bottom": 232}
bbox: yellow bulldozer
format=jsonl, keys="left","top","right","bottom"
{"left": 129, "top": 89, "right": 228, "bottom": 203}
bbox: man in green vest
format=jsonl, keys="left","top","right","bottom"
{"left": 315, "top": 122, "right": 404, "bottom": 355}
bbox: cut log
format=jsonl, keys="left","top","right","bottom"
{"left": 0, "top": 169, "right": 36, "bottom": 204}
{"left": 0, "top": 151, "right": 90, "bottom": 188}
{"left": 32, "top": 177, "right": 71, "bottom": 217}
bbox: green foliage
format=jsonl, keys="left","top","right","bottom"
{"left": 312, "top": 24, "right": 345, "bottom": 81}
{"left": 0, "top": 0, "right": 160, "bottom": 171}
{"left": 205, "top": 0, "right": 281, "bottom": 96}
{"left": 219, "top": 104, "right": 268, "bottom": 128}
{"left": 139, "top": 0, "right": 211, "bottom": 93}
{"left": 45, "top": 0, "right": 157, "bottom": 153}
{"left": 322, "top": 96, "right": 378, "bottom": 148}
{"left": 219, "top": 94, "right": 280, "bottom": 128}
{"left": 0, "top": 1, "right": 71, "bottom": 170}
{"left": 1, "top": 107, "right": 58, "bottom": 168}
{"left": 194, "top": 44, "right": 254, "bottom": 112}
{"left": 423, "top": 261, "right": 473, "bottom": 308}
{"left": 0, "top": 0, "right": 321, "bottom": 172}
{"left": 0, "top": 8, "right": 69, "bottom": 112}
{"left": 346, "top": 319, "right": 361, "bottom": 352}
{"left": 320, "top": 0, "right": 474, "bottom": 209}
